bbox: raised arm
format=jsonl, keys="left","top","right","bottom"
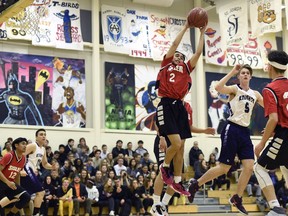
{"left": 165, "top": 21, "right": 190, "bottom": 59}
{"left": 189, "top": 25, "right": 206, "bottom": 68}
{"left": 215, "top": 64, "right": 240, "bottom": 95}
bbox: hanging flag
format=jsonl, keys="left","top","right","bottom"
{"left": 102, "top": 5, "right": 130, "bottom": 55}
{"left": 204, "top": 22, "right": 227, "bottom": 66}
{"left": 226, "top": 43, "right": 245, "bottom": 67}
{"left": 217, "top": 0, "right": 248, "bottom": 46}
{"left": 243, "top": 31, "right": 263, "bottom": 69}
{"left": 258, "top": 33, "right": 277, "bottom": 72}
{"left": 126, "top": 8, "right": 152, "bottom": 58}
{"left": 250, "top": 0, "right": 282, "bottom": 37}
{"left": 49, "top": 0, "right": 83, "bottom": 50}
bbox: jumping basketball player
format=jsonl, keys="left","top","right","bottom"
{"left": 156, "top": 20, "right": 206, "bottom": 196}
{"left": 254, "top": 50, "right": 288, "bottom": 216}
{"left": 188, "top": 64, "right": 263, "bottom": 215}
{"left": 21, "top": 129, "right": 55, "bottom": 216}
{"left": 0, "top": 137, "right": 31, "bottom": 216}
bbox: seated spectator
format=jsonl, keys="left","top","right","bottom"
{"left": 212, "top": 147, "right": 219, "bottom": 160}
{"left": 57, "top": 178, "right": 73, "bottom": 216}
{"left": 106, "top": 153, "right": 115, "bottom": 167}
{"left": 86, "top": 179, "right": 99, "bottom": 206}
{"left": 93, "top": 149, "right": 102, "bottom": 169}
{"left": 108, "top": 169, "right": 116, "bottom": 181}
{"left": 189, "top": 141, "right": 203, "bottom": 167}
{"left": 51, "top": 169, "right": 62, "bottom": 189}
{"left": 124, "top": 142, "right": 135, "bottom": 160}
{"left": 58, "top": 144, "right": 67, "bottom": 167}
{"left": 100, "top": 165, "right": 109, "bottom": 182}
{"left": 141, "top": 178, "right": 154, "bottom": 215}
{"left": 52, "top": 150, "right": 60, "bottom": 163}
{"left": 114, "top": 158, "right": 127, "bottom": 176}
{"left": 212, "top": 174, "right": 230, "bottom": 190}
{"left": 74, "top": 158, "right": 84, "bottom": 174}
{"left": 140, "top": 152, "right": 153, "bottom": 168}
{"left": 119, "top": 170, "right": 130, "bottom": 187}
{"left": 129, "top": 179, "right": 144, "bottom": 216}
{"left": 227, "top": 155, "right": 242, "bottom": 183}
{"left": 135, "top": 140, "right": 148, "bottom": 157}
{"left": 40, "top": 175, "right": 59, "bottom": 216}
{"left": 86, "top": 158, "right": 96, "bottom": 177}
{"left": 149, "top": 171, "right": 157, "bottom": 182}
{"left": 136, "top": 165, "right": 150, "bottom": 178}
{"left": 88, "top": 145, "right": 98, "bottom": 158}
{"left": 46, "top": 146, "right": 54, "bottom": 163}
{"left": 80, "top": 169, "right": 90, "bottom": 185}
{"left": 1, "top": 141, "right": 12, "bottom": 156}
{"left": 77, "top": 137, "right": 87, "bottom": 149}
{"left": 246, "top": 172, "right": 261, "bottom": 197}
{"left": 78, "top": 145, "right": 89, "bottom": 163}
{"left": 97, "top": 178, "right": 115, "bottom": 216}
{"left": 113, "top": 177, "right": 131, "bottom": 216}
{"left": 194, "top": 153, "right": 208, "bottom": 179}
{"left": 61, "top": 159, "right": 74, "bottom": 179}
{"left": 100, "top": 144, "right": 109, "bottom": 159}
{"left": 134, "top": 153, "right": 142, "bottom": 169}
{"left": 95, "top": 170, "right": 104, "bottom": 188}
{"left": 151, "top": 163, "right": 159, "bottom": 174}
{"left": 65, "top": 138, "right": 75, "bottom": 155}
{"left": 127, "top": 158, "right": 138, "bottom": 180}
{"left": 112, "top": 140, "right": 125, "bottom": 159}
{"left": 207, "top": 153, "right": 217, "bottom": 169}
{"left": 99, "top": 158, "right": 110, "bottom": 171}
{"left": 71, "top": 174, "right": 91, "bottom": 216}
{"left": 277, "top": 177, "right": 288, "bottom": 209}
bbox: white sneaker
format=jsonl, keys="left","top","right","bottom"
{"left": 109, "top": 210, "right": 115, "bottom": 216}
{"left": 266, "top": 206, "right": 286, "bottom": 216}
{"left": 150, "top": 203, "right": 168, "bottom": 216}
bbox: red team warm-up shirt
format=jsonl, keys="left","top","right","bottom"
{"left": 262, "top": 77, "right": 288, "bottom": 128}
{"left": 0, "top": 151, "right": 26, "bottom": 182}
{"left": 156, "top": 56, "right": 194, "bottom": 100}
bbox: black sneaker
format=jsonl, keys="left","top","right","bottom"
{"left": 187, "top": 179, "right": 199, "bottom": 203}
{"left": 229, "top": 194, "right": 248, "bottom": 215}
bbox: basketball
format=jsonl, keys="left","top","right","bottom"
{"left": 187, "top": 7, "right": 208, "bottom": 28}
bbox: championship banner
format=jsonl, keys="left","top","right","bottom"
{"left": 243, "top": 31, "right": 263, "bottom": 69}
{"left": 0, "top": 23, "right": 7, "bottom": 40}
{"left": 226, "top": 43, "right": 245, "bottom": 66}
{"left": 105, "top": 62, "right": 136, "bottom": 130}
{"left": 217, "top": 1, "right": 248, "bottom": 46}
{"left": 249, "top": 0, "right": 282, "bottom": 37}
{"left": 206, "top": 72, "right": 269, "bottom": 135}
{"left": 102, "top": 5, "right": 130, "bottom": 55}
{"left": 204, "top": 22, "right": 227, "bottom": 66}
{"left": 126, "top": 8, "right": 152, "bottom": 58}
{"left": 32, "top": 1, "right": 56, "bottom": 47}
{"left": 0, "top": 52, "right": 86, "bottom": 128}
{"left": 258, "top": 33, "right": 277, "bottom": 72}
{"left": 49, "top": 0, "right": 83, "bottom": 50}
{"left": 135, "top": 64, "right": 160, "bottom": 131}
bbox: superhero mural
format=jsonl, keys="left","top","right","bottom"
{"left": 0, "top": 52, "right": 86, "bottom": 127}
{"left": 206, "top": 72, "right": 269, "bottom": 136}
{"left": 105, "top": 62, "right": 135, "bottom": 130}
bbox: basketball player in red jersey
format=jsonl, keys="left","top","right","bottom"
{"left": 0, "top": 137, "right": 31, "bottom": 216}
{"left": 254, "top": 50, "right": 288, "bottom": 216}
{"left": 155, "top": 20, "right": 206, "bottom": 195}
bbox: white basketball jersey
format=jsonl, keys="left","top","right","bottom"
{"left": 27, "top": 142, "right": 45, "bottom": 172}
{"left": 228, "top": 85, "right": 257, "bottom": 127}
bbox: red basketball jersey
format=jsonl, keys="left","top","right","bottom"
{"left": 156, "top": 56, "right": 193, "bottom": 100}
{"left": 263, "top": 77, "right": 288, "bottom": 128}
{"left": 184, "top": 101, "right": 193, "bottom": 126}
{"left": 0, "top": 151, "right": 26, "bottom": 182}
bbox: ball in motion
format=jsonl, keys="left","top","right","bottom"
{"left": 187, "top": 7, "right": 208, "bottom": 28}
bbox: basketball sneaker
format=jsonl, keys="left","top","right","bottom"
{"left": 160, "top": 164, "right": 173, "bottom": 185}
{"left": 187, "top": 179, "right": 199, "bottom": 203}
{"left": 171, "top": 181, "right": 190, "bottom": 196}
{"left": 150, "top": 203, "right": 168, "bottom": 216}
{"left": 229, "top": 194, "right": 248, "bottom": 215}
{"left": 266, "top": 206, "right": 286, "bottom": 216}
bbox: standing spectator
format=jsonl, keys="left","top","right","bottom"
{"left": 113, "top": 177, "right": 132, "bottom": 216}
{"left": 97, "top": 178, "right": 115, "bottom": 216}
{"left": 57, "top": 178, "right": 73, "bottom": 216}
{"left": 112, "top": 140, "right": 125, "bottom": 159}
{"left": 100, "top": 144, "right": 109, "bottom": 159}
{"left": 135, "top": 140, "right": 148, "bottom": 157}
{"left": 114, "top": 158, "right": 127, "bottom": 176}
{"left": 70, "top": 174, "right": 91, "bottom": 216}
{"left": 124, "top": 142, "right": 135, "bottom": 160}
{"left": 40, "top": 175, "right": 59, "bottom": 216}
{"left": 65, "top": 138, "right": 75, "bottom": 155}
{"left": 189, "top": 141, "right": 203, "bottom": 167}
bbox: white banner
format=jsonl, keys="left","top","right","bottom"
{"left": 217, "top": 0, "right": 248, "bottom": 46}
{"left": 102, "top": 5, "right": 130, "bottom": 54}
{"left": 204, "top": 22, "right": 227, "bottom": 66}
{"left": 32, "top": 1, "right": 56, "bottom": 47}
{"left": 0, "top": 23, "right": 7, "bottom": 40}
{"left": 126, "top": 8, "right": 152, "bottom": 58}
{"left": 243, "top": 31, "right": 263, "bottom": 69}
{"left": 49, "top": 0, "right": 83, "bottom": 50}
{"left": 227, "top": 44, "right": 245, "bottom": 66}
{"left": 249, "top": 0, "right": 282, "bottom": 37}
{"left": 258, "top": 33, "right": 277, "bottom": 71}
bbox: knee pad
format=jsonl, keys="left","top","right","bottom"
{"left": 254, "top": 163, "right": 273, "bottom": 189}
{"left": 15, "top": 192, "right": 31, "bottom": 209}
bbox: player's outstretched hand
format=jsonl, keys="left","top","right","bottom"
{"left": 204, "top": 127, "right": 215, "bottom": 135}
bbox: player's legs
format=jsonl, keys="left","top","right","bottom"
{"left": 33, "top": 190, "right": 45, "bottom": 213}
{"left": 164, "top": 134, "right": 182, "bottom": 166}
{"left": 236, "top": 159, "right": 254, "bottom": 196}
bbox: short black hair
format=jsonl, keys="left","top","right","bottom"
{"left": 138, "top": 140, "right": 144, "bottom": 144}
{"left": 116, "top": 140, "right": 123, "bottom": 144}
{"left": 12, "top": 137, "right": 28, "bottom": 150}
{"left": 268, "top": 50, "right": 288, "bottom": 73}
{"left": 68, "top": 139, "right": 74, "bottom": 143}
{"left": 35, "top": 128, "right": 46, "bottom": 137}
{"left": 59, "top": 144, "right": 65, "bottom": 149}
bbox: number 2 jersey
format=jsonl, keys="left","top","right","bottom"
{"left": 156, "top": 55, "right": 193, "bottom": 100}
{"left": 228, "top": 84, "right": 257, "bottom": 127}
{"left": 0, "top": 151, "right": 26, "bottom": 182}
